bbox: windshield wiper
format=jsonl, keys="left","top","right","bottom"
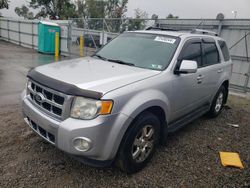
{"left": 93, "top": 55, "right": 135, "bottom": 66}
{"left": 93, "top": 54, "right": 108, "bottom": 61}
{"left": 108, "top": 59, "right": 135, "bottom": 66}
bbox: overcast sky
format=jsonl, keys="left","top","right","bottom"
{"left": 0, "top": 0, "right": 249, "bottom": 19}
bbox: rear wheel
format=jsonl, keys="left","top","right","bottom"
{"left": 116, "top": 112, "right": 160, "bottom": 174}
{"left": 208, "top": 85, "right": 226, "bottom": 117}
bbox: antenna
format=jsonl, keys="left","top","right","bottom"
{"left": 195, "top": 19, "right": 204, "bottom": 29}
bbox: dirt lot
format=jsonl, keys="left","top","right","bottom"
{"left": 0, "top": 41, "right": 249, "bottom": 187}
{"left": 0, "top": 96, "right": 249, "bottom": 188}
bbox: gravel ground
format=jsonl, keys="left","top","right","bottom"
{"left": 0, "top": 95, "right": 249, "bottom": 188}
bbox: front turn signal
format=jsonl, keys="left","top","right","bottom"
{"left": 100, "top": 100, "right": 113, "bottom": 115}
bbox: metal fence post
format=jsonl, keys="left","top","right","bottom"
{"left": 68, "top": 20, "right": 72, "bottom": 57}
{"left": 80, "top": 35, "right": 84, "bottom": 57}
{"left": 31, "top": 22, "right": 34, "bottom": 49}
{"left": 102, "top": 18, "right": 105, "bottom": 46}
{"left": 0, "top": 18, "right": 1, "bottom": 38}
{"left": 55, "top": 32, "right": 59, "bottom": 60}
{"left": 244, "top": 32, "right": 250, "bottom": 92}
{"left": 7, "top": 19, "right": 9, "bottom": 42}
{"left": 18, "top": 21, "right": 21, "bottom": 45}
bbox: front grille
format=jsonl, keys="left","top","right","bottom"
{"left": 26, "top": 116, "right": 55, "bottom": 144}
{"left": 27, "top": 79, "right": 71, "bottom": 120}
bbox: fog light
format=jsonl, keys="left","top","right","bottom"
{"left": 73, "top": 137, "right": 92, "bottom": 152}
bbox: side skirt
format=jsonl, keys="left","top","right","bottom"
{"left": 168, "top": 104, "right": 210, "bottom": 133}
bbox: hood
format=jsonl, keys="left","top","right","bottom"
{"left": 34, "top": 57, "right": 160, "bottom": 95}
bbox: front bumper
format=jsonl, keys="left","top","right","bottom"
{"left": 22, "top": 94, "right": 130, "bottom": 162}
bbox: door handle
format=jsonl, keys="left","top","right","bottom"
{"left": 217, "top": 68, "right": 223, "bottom": 73}
{"left": 197, "top": 75, "right": 204, "bottom": 84}
{"left": 197, "top": 75, "right": 204, "bottom": 80}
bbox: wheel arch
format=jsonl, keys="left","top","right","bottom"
{"left": 131, "top": 106, "right": 167, "bottom": 144}
{"left": 114, "top": 105, "right": 168, "bottom": 161}
{"left": 221, "top": 80, "right": 229, "bottom": 103}
{"left": 109, "top": 90, "right": 171, "bottom": 160}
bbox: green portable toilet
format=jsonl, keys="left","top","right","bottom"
{"left": 38, "top": 21, "right": 60, "bottom": 54}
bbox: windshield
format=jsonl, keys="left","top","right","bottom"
{"left": 95, "top": 32, "right": 180, "bottom": 70}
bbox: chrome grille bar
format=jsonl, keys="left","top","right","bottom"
{"left": 27, "top": 79, "right": 73, "bottom": 120}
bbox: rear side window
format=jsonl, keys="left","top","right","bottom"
{"left": 180, "top": 42, "right": 202, "bottom": 67}
{"left": 203, "top": 42, "right": 220, "bottom": 66}
{"left": 218, "top": 40, "right": 230, "bottom": 61}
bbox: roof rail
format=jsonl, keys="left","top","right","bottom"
{"left": 145, "top": 26, "right": 178, "bottom": 32}
{"left": 191, "top": 29, "right": 218, "bottom": 36}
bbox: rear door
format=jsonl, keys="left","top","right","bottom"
{"left": 198, "top": 38, "right": 223, "bottom": 101}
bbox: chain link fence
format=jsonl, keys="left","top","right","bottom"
{"left": 68, "top": 18, "right": 156, "bottom": 57}
{"left": 1, "top": 17, "right": 249, "bottom": 94}
{"left": 67, "top": 18, "right": 250, "bottom": 93}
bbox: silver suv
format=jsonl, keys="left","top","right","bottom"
{"left": 22, "top": 28, "right": 232, "bottom": 173}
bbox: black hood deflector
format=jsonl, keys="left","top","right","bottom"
{"left": 27, "top": 68, "right": 103, "bottom": 99}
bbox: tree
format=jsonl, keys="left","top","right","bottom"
{"left": 151, "top": 14, "right": 158, "bottom": 20}
{"left": 103, "top": 0, "right": 128, "bottom": 32}
{"left": 127, "top": 8, "right": 148, "bottom": 31}
{"left": 15, "top": 0, "right": 129, "bottom": 20}
{"left": 0, "top": 0, "right": 9, "bottom": 9}
{"left": 15, "top": 5, "right": 34, "bottom": 19}
{"left": 75, "top": 0, "right": 105, "bottom": 30}
{"left": 74, "top": 0, "right": 128, "bottom": 31}
{"left": 166, "top": 13, "right": 179, "bottom": 19}
{"left": 15, "top": 0, "right": 78, "bottom": 20}
{"left": 74, "top": 0, "right": 128, "bottom": 19}
{"left": 105, "top": 0, "right": 128, "bottom": 18}
{"left": 76, "top": 0, "right": 88, "bottom": 18}
{"left": 216, "top": 13, "right": 225, "bottom": 20}
{"left": 0, "top": 0, "right": 9, "bottom": 17}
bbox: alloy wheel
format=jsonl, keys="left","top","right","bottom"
{"left": 131, "top": 125, "right": 155, "bottom": 163}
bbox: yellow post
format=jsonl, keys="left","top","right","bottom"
{"left": 80, "top": 35, "right": 84, "bottom": 57}
{"left": 55, "top": 32, "right": 59, "bottom": 61}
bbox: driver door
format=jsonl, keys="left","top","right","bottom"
{"left": 171, "top": 38, "right": 208, "bottom": 120}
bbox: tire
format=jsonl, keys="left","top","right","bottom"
{"left": 207, "top": 85, "right": 227, "bottom": 118}
{"left": 116, "top": 112, "right": 160, "bottom": 174}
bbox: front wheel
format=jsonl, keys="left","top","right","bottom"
{"left": 116, "top": 112, "right": 160, "bottom": 174}
{"left": 208, "top": 85, "right": 227, "bottom": 117}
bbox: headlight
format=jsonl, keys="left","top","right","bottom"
{"left": 26, "top": 80, "right": 31, "bottom": 95}
{"left": 70, "top": 97, "right": 113, "bottom": 120}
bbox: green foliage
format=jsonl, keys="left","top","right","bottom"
{"left": 15, "top": 5, "right": 34, "bottom": 19}
{"left": 166, "top": 14, "right": 179, "bottom": 19}
{"left": 127, "top": 8, "right": 148, "bottom": 31}
{"left": 151, "top": 14, "right": 158, "bottom": 20}
{"left": 30, "top": 0, "right": 78, "bottom": 19}
{"left": 86, "top": 0, "right": 105, "bottom": 18}
{"left": 15, "top": 0, "right": 78, "bottom": 19}
{"left": 105, "top": 0, "right": 128, "bottom": 18}
{"left": 74, "top": 0, "right": 129, "bottom": 31}
{"left": 0, "top": 0, "right": 9, "bottom": 9}
{"left": 76, "top": 0, "right": 88, "bottom": 18}
{"left": 15, "top": 0, "right": 129, "bottom": 20}
{"left": 77, "top": 0, "right": 128, "bottom": 18}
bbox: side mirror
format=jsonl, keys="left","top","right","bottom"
{"left": 174, "top": 60, "right": 198, "bottom": 74}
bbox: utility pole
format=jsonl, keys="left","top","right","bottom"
{"left": 232, "top": 10, "right": 237, "bottom": 19}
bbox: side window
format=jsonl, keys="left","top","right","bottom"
{"left": 203, "top": 42, "right": 220, "bottom": 66}
{"left": 180, "top": 42, "right": 202, "bottom": 67}
{"left": 218, "top": 40, "right": 230, "bottom": 61}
